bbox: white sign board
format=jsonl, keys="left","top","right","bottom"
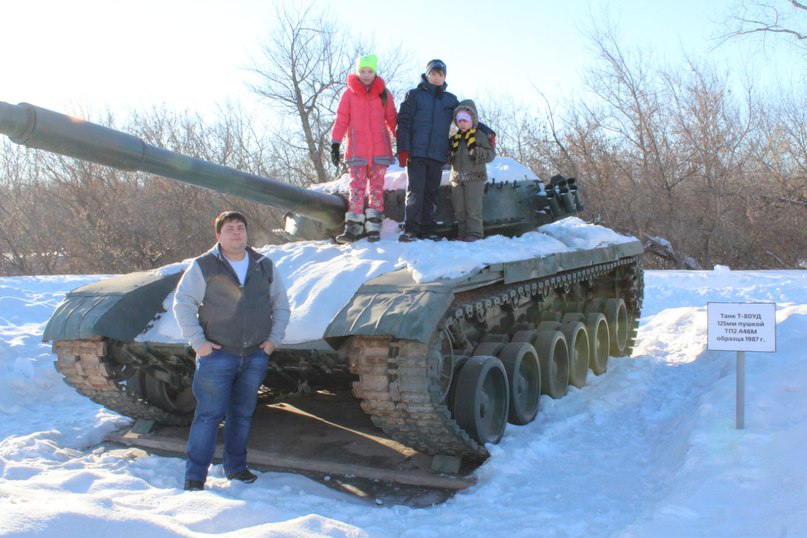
{"left": 707, "top": 302, "right": 776, "bottom": 353}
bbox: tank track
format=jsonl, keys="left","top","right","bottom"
{"left": 53, "top": 338, "right": 191, "bottom": 426}
{"left": 348, "top": 255, "right": 643, "bottom": 458}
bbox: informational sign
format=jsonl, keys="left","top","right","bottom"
{"left": 707, "top": 302, "right": 777, "bottom": 430}
{"left": 707, "top": 302, "right": 777, "bottom": 353}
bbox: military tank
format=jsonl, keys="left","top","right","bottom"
{"left": 0, "top": 101, "right": 643, "bottom": 460}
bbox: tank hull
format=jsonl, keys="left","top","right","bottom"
{"left": 49, "top": 238, "right": 643, "bottom": 457}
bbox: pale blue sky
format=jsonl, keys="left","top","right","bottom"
{"left": 0, "top": 0, "right": 802, "bottom": 120}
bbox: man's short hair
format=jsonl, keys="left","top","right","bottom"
{"left": 214, "top": 211, "right": 248, "bottom": 234}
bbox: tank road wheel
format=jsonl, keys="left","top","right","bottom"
{"left": 534, "top": 330, "right": 569, "bottom": 399}
{"left": 143, "top": 370, "right": 196, "bottom": 415}
{"left": 604, "top": 298, "right": 629, "bottom": 357}
{"left": 562, "top": 321, "right": 590, "bottom": 388}
{"left": 453, "top": 355, "right": 510, "bottom": 445}
{"left": 587, "top": 313, "right": 610, "bottom": 375}
{"left": 429, "top": 329, "right": 456, "bottom": 403}
{"left": 498, "top": 342, "right": 541, "bottom": 425}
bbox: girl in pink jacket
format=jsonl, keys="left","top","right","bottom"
{"left": 331, "top": 54, "right": 397, "bottom": 243}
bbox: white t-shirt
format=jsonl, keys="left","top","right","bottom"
{"left": 225, "top": 255, "right": 249, "bottom": 286}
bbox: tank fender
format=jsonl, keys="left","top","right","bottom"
{"left": 42, "top": 270, "right": 182, "bottom": 342}
{"left": 324, "top": 269, "right": 455, "bottom": 346}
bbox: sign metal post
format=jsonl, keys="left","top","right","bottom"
{"left": 736, "top": 350, "right": 745, "bottom": 429}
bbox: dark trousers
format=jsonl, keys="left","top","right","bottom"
{"left": 404, "top": 157, "right": 444, "bottom": 235}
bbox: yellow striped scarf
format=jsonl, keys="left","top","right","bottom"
{"left": 450, "top": 128, "right": 477, "bottom": 153}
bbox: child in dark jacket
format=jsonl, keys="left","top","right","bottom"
{"left": 331, "top": 54, "right": 397, "bottom": 243}
{"left": 447, "top": 99, "right": 495, "bottom": 241}
{"left": 395, "top": 59, "right": 459, "bottom": 242}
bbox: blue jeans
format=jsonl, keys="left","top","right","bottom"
{"left": 185, "top": 349, "right": 269, "bottom": 482}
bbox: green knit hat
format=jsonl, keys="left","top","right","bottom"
{"left": 356, "top": 54, "right": 378, "bottom": 74}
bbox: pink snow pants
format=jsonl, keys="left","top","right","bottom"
{"left": 348, "top": 164, "right": 387, "bottom": 214}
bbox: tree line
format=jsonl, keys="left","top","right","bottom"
{"left": 0, "top": 2, "right": 804, "bottom": 275}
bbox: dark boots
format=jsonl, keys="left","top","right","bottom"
{"left": 335, "top": 212, "right": 365, "bottom": 244}
{"left": 365, "top": 208, "right": 383, "bottom": 242}
{"left": 336, "top": 209, "right": 384, "bottom": 244}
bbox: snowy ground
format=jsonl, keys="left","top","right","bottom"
{"left": 1, "top": 250, "right": 806, "bottom": 536}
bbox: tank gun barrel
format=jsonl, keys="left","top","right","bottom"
{"left": 0, "top": 101, "right": 347, "bottom": 228}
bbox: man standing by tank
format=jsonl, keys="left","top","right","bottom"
{"left": 396, "top": 59, "right": 459, "bottom": 241}
{"left": 173, "top": 210, "right": 290, "bottom": 491}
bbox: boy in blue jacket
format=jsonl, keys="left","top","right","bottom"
{"left": 396, "top": 59, "right": 459, "bottom": 241}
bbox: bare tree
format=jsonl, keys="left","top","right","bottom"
{"left": 0, "top": 143, "right": 62, "bottom": 274}
{"left": 747, "top": 90, "right": 807, "bottom": 267}
{"left": 248, "top": 3, "right": 352, "bottom": 184}
{"left": 480, "top": 96, "right": 546, "bottom": 167}
{"left": 571, "top": 25, "right": 768, "bottom": 268}
{"left": 248, "top": 2, "right": 414, "bottom": 185}
{"left": 662, "top": 60, "right": 758, "bottom": 267}
{"left": 584, "top": 25, "right": 683, "bottom": 193}
{"left": 718, "top": 0, "right": 807, "bottom": 52}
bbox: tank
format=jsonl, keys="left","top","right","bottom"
{"left": 1, "top": 101, "right": 644, "bottom": 460}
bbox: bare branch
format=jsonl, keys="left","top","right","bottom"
{"left": 716, "top": 0, "right": 807, "bottom": 50}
